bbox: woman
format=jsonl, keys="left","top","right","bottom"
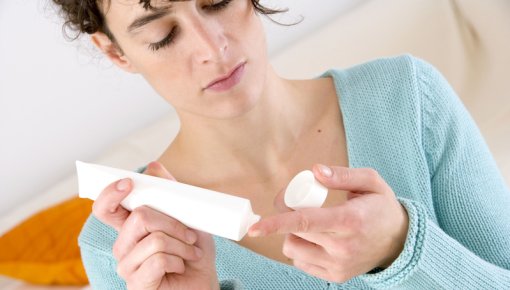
{"left": 52, "top": 0, "right": 510, "bottom": 289}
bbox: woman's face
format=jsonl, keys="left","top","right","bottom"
{"left": 100, "top": 0, "right": 268, "bottom": 119}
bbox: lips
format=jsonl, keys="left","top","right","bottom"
{"left": 205, "top": 61, "right": 246, "bottom": 92}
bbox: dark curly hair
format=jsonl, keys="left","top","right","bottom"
{"left": 52, "top": 0, "right": 287, "bottom": 41}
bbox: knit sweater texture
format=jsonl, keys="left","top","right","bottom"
{"left": 78, "top": 55, "right": 510, "bottom": 289}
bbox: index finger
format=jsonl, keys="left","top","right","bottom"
{"left": 248, "top": 207, "right": 340, "bottom": 237}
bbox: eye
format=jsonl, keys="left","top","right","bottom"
{"left": 148, "top": 26, "right": 179, "bottom": 52}
{"left": 147, "top": 0, "right": 233, "bottom": 52}
{"left": 205, "top": 0, "right": 233, "bottom": 11}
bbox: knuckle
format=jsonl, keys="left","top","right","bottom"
{"left": 165, "top": 217, "right": 189, "bottom": 241}
{"left": 365, "top": 168, "right": 381, "bottom": 185}
{"left": 282, "top": 240, "right": 293, "bottom": 258}
{"left": 153, "top": 254, "right": 184, "bottom": 274}
{"left": 151, "top": 254, "right": 168, "bottom": 270}
{"left": 344, "top": 206, "right": 364, "bottom": 230}
{"left": 336, "top": 208, "right": 360, "bottom": 231}
{"left": 112, "top": 240, "right": 122, "bottom": 260}
{"left": 166, "top": 217, "right": 183, "bottom": 233}
{"left": 295, "top": 211, "right": 311, "bottom": 232}
{"left": 130, "top": 208, "right": 150, "bottom": 226}
{"left": 116, "top": 262, "right": 128, "bottom": 279}
{"left": 336, "top": 168, "right": 351, "bottom": 183}
{"left": 147, "top": 232, "right": 167, "bottom": 253}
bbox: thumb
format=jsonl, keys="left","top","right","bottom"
{"left": 312, "top": 164, "right": 388, "bottom": 194}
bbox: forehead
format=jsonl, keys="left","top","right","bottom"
{"left": 102, "top": 0, "right": 181, "bottom": 30}
{"left": 103, "top": 0, "right": 181, "bottom": 11}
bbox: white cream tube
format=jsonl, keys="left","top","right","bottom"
{"left": 76, "top": 161, "right": 260, "bottom": 241}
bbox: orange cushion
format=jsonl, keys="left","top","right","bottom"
{"left": 0, "top": 197, "right": 92, "bottom": 285}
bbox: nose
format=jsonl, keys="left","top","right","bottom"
{"left": 189, "top": 17, "right": 228, "bottom": 64}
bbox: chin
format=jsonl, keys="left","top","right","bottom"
{"left": 208, "top": 89, "right": 261, "bottom": 119}
{"left": 204, "top": 69, "right": 265, "bottom": 119}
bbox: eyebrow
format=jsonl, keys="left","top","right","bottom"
{"left": 127, "top": 6, "right": 173, "bottom": 34}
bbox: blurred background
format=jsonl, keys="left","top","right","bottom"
{"left": 0, "top": 0, "right": 363, "bottom": 216}
{"left": 1, "top": 0, "right": 510, "bottom": 223}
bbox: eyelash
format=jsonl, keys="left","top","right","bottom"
{"left": 148, "top": 0, "right": 233, "bottom": 52}
{"left": 149, "top": 27, "right": 178, "bottom": 51}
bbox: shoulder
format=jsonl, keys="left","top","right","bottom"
{"left": 327, "top": 54, "right": 436, "bottom": 76}
{"left": 325, "top": 54, "right": 441, "bottom": 93}
{"left": 323, "top": 55, "right": 433, "bottom": 122}
{"left": 324, "top": 55, "right": 454, "bottom": 118}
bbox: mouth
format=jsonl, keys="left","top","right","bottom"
{"left": 204, "top": 61, "right": 246, "bottom": 92}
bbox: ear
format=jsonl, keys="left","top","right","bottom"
{"left": 91, "top": 32, "right": 138, "bottom": 73}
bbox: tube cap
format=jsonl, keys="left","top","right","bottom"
{"left": 284, "top": 170, "right": 328, "bottom": 210}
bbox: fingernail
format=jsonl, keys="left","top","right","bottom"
{"left": 186, "top": 230, "right": 197, "bottom": 244}
{"left": 318, "top": 164, "right": 333, "bottom": 178}
{"left": 116, "top": 178, "right": 131, "bottom": 192}
{"left": 195, "top": 247, "right": 203, "bottom": 258}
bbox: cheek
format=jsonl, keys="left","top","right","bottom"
{"left": 232, "top": 8, "right": 268, "bottom": 84}
{"left": 134, "top": 56, "right": 193, "bottom": 105}
{"left": 241, "top": 5, "right": 266, "bottom": 48}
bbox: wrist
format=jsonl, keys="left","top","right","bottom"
{"left": 380, "top": 204, "right": 409, "bottom": 268}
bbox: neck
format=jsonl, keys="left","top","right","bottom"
{"left": 162, "top": 67, "right": 334, "bottom": 183}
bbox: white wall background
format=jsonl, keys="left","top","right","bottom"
{"left": 0, "top": 0, "right": 364, "bottom": 215}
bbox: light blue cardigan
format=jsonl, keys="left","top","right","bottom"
{"left": 78, "top": 55, "right": 510, "bottom": 289}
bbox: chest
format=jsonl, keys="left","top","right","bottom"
{"left": 234, "top": 141, "right": 349, "bottom": 265}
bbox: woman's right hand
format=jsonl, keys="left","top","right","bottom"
{"left": 92, "top": 161, "right": 219, "bottom": 290}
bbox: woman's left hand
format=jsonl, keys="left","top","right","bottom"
{"left": 248, "top": 164, "right": 409, "bottom": 283}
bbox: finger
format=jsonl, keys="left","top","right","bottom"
{"left": 113, "top": 206, "right": 197, "bottom": 260}
{"left": 92, "top": 178, "right": 133, "bottom": 231}
{"left": 143, "top": 161, "right": 176, "bottom": 181}
{"left": 117, "top": 231, "right": 201, "bottom": 278}
{"left": 293, "top": 259, "right": 331, "bottom": 282}
{"left": 313, "top": 165, "right": 389, "bottom": 194}
{"left": 190, "top": 230, "right": 215, "bottom": 261}
{"left": 248, "top": 207, "right": 341, "bottom": 237}
{"left": 292, "top": 231, "right": 348, "bottom": 250}
{"left": 124, "top": 253, "right": 185, "bottom": 288}
{"left": 282, "top": 234, "right": 329, "bottom": 263}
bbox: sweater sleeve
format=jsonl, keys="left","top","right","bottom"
{"left": 359, "top": 57, "right": 510, "bottom": 289}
